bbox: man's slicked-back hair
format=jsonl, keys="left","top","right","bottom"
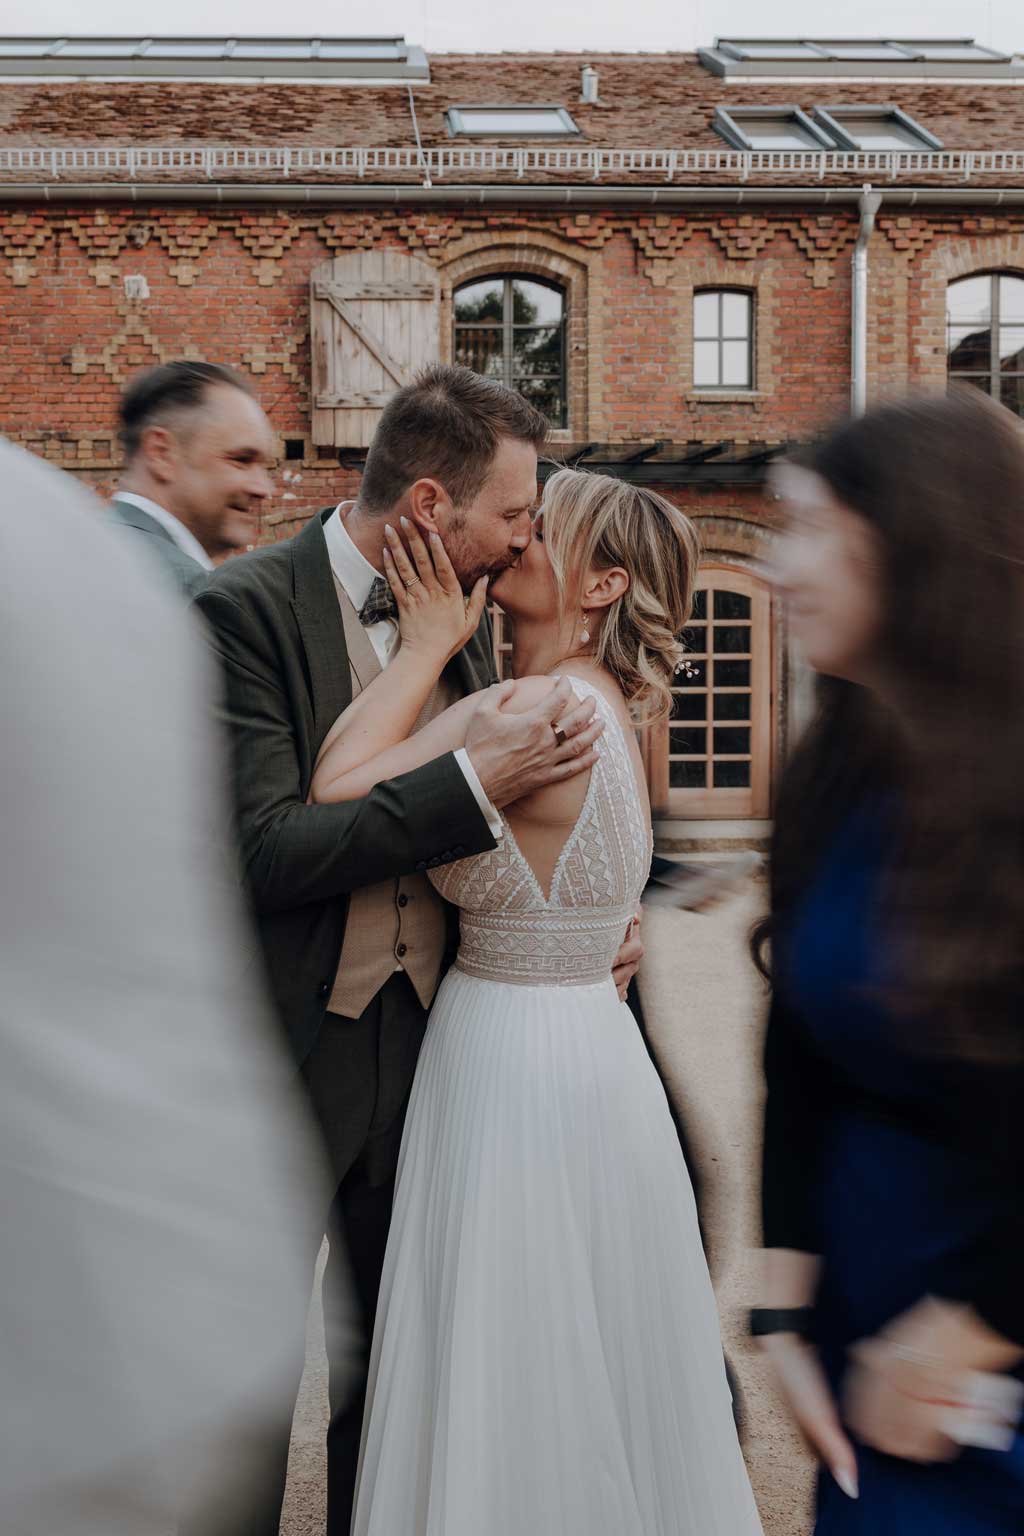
{"left": 118, "top": 360, "right": 253, "bottom": 460}
{"left": 359, "top": 364, "right": 549, "bottom": 513}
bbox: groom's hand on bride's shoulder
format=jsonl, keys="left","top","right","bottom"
{"left": 464, "top": 676, "right": 604, "bottom": 810}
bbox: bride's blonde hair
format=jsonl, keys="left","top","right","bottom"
{"left": 540, "top": 467, "right": 700, "bottom": 722}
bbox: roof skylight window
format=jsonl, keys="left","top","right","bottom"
{"left": 814, "top": 105, "right": 942, "bottom": 151}
{"left": 446, "top": 106, "right": 579, "bottom": 137}
{"left": 713, "top": 106, "right": 834, "bottom": 151}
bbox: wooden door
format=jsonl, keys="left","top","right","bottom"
{"left": 310, "top": 250, "right": 440, "bottom": 447}
{"left": 647, "top": 566, "right": 773, "bottom": 819}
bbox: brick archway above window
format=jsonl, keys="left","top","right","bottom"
{"left": 439, "top": 235, "right": 591, "bottom": 441}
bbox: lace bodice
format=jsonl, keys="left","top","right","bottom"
{"left": 430, "top": 682, "right": 652, "bottom": 986}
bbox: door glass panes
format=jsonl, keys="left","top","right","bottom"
{"left": 455, "top": 275, "right": 567, "bottom": 427}
{"left": 668, "top": 583, "right": 755, "bottom": 793}
{"left": 692, "top": 290, "right": 753, "bottom": 389}
{"left": 947, "top": 273, "right": 1024, "bottom": 418}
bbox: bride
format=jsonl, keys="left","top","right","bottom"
{"left": 309, "top": 467, "right": 762, "bottom": 1536}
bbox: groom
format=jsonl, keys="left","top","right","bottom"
{"left": 192, "top": 365, "right": 641, "bottom": 1536}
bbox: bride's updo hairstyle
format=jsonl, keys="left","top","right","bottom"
{"left": 540, "top": 467, "right": 700, "bottom": 722}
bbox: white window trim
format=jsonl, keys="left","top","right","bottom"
{"left": 713, "top": 104, "right": 835, "bottom": 151}
{"left": 445, "top": 104, "right": 580, "bottom": 138}
{"left": 812, "top": 104, "right": 942, "bottom": 151}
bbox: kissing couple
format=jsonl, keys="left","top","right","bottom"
{"left": 195, "top": 365, "right": 760, "bottom": 1536}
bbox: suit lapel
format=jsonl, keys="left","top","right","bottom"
{"left": 290, "top": 510, "right": 352, "bottom": 746}
{"left": 109, "top": 497, "right": 179, "bottom": 547}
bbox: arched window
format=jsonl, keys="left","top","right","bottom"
{"left": 947, "top": 272, "right": 1024, "bottom": 417}
{"left": 646, "top": 568, "right": 773, "bottom": 819}
{"left": 453, "top": 275, "right": 567, "bottom": 427}
{"left": 693, "top": 289, "right": 754, "bottom": 389}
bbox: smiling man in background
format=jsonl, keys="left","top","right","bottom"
{"left": 109, "top": 360, "right": 276, "bottom": 598}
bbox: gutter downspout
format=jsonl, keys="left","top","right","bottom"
{"left": 851, "top": 184, "right": 882, "bottom": 417}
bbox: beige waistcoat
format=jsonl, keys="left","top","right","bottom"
{"left": 327, "top": 577, "right": 456, "bottom": 1019}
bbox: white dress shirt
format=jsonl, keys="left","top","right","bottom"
{"left": 324, "top": 504, "right": 502, "bottom": 839}
{"left": 115, "top": 492, "right": 215, "bottom": 573}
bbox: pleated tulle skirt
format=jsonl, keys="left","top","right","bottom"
{"left": 351, "top": 967, "right": 763, "bottom": 1536}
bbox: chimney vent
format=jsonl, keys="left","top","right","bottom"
{"left": 581, "top": 65, "right": 599, "bottom": 103}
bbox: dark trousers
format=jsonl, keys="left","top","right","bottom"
{"left": 179, "top": 972, "right": 427, "bottom": 1536}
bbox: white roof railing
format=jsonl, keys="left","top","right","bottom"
{"left": 2, "top": 144, "right": 1024, "bottom": 182}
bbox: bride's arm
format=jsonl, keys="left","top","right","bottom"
{"left": 310, "top": 675, "right": 561, "bottom": 804}
{"left": 310, "top": 520, "right": 488, "bottom": 801}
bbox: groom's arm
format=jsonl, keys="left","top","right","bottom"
{"left": 199, "top": 588, "right": 496, "bottom": 916}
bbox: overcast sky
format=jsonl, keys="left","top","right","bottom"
{"left": 0, "top": 0, "right": 1020, "bottom": 55}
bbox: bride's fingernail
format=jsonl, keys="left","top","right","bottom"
{"left": 384, "top": 523, "right": 394, "bottom": 536}
{"left": 835, "top": 1468, "right": 858, "bottom": 1500}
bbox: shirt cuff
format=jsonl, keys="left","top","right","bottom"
{"left": 454, "top": 748, "right": 503, "bottom": 842}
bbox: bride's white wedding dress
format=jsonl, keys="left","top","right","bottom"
{"left": 351, "top": 683, "right": 762, "bottom": 1536}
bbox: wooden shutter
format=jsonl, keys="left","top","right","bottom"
{"left": 310, "top": 251, "right": 440, "bottom": 447}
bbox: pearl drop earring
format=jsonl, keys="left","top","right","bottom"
{"left": 579, "top": 611, "right": 591, "bottom": 646}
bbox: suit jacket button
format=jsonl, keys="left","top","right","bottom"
{"left": 317, "top": 980, "right": 331, "bottom": 1000}
{"left": 397, "top": 893, "right": 409, "bottom": 908}
{"left": 396, "top": 942, "right": 408, "bottom": 959}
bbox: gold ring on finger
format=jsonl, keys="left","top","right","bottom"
{"left": 552, "top": 726, "right": 567, "bottom": 747}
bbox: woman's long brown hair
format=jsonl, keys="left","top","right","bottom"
{"left": 755, "top": 390, "right": 1024, "bottom": 1061}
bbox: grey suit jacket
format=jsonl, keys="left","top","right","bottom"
{"left": 109, "top": 496, "right": 209, "bottom": 600}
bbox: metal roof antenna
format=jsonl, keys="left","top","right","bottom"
{"left": 407, "top": 83, "right": 432, "bottom": 188}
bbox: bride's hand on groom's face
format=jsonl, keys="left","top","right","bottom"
{"left": 383, "top": 519, "right": 489, "bottom": 666}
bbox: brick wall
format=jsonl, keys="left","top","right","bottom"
{"left": 1, "top": 201, "right": 1018, "bottom": 544}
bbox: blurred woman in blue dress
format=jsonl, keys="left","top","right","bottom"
{"left": 753, "top": 391, "right": 1024, "bottom": 1534}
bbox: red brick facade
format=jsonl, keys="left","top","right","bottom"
{"left": 4, "top": 47, "right": 1023, "bottom": 825}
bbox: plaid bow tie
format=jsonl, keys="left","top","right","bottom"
{"left": 358, "top": 576, "right": 399, "bottom": 628}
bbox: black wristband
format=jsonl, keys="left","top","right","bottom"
{"left": 749, "top": 1306, "right": 815, "bottom": 1339}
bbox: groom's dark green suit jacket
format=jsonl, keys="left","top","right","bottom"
{"left": 195, "top": 509, "right": 499, "bottom": 1066}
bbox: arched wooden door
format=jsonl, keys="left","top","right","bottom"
{"left": 646, "top": 566, "right": 773, "bottom": 819}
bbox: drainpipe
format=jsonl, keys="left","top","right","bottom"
{"left": 851, "top": 184, "right": 882, "bottom": 416}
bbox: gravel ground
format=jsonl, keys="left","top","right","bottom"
{"left": 281, "top": 880, "right": 814, "bottom": 1535}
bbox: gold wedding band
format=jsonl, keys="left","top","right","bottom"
{"left": 553, "top": 726, "right": 567, "bottom": 747}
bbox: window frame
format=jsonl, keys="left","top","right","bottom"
{"left": 946, "top": 271, "right": 1024, "bottom": 414}
{"left": 453, "top": 272, "right": 569, "bottom": 429}
{"left": 713, "top": 104, "right": 836, "bottom": 151}
{"left": 692, "top": 287, "right": 756, "bottom": 392}
{"left": 813, "top": 104, "right": 942, "bottom": 151}
{"left": 445, "top": 104, "right": 580, "bottom": 139}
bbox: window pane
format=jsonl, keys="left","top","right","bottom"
{"left": 715, "top": 659, "right": 751, "bottom": 688}
{"left": 690, "top": 590, "right": 708, "bottom": 620}
{"left": 671, "top": 691, "right": 707, "bottom": 721}
{"left": 680, "top": 623, "right": 707, "bottom": 655}
{"left": 693, "top": 293, "right": 720, "bottom": 339}
{"left": 820, "top": 43, "right": 907, "bottom": 60}
{"left": 739, "top": 118, "right": 823, "bottom": 150}
{"left": 455, "top": 108, "right": 572, "bottom": 135}
{"left": 713, "top": 727, "right": 751, "bottom": 754}
{"left": 721, "top": 340, "right": 751, "bottom": 388}
{"left": 947, "top": 324, "right": 990, "bottom": 370}
{"left": 231, "top": 42, "right": 315, "bottom": 59}
{"left": 58, "top": 40, "right": 148, "bottom": 57}
{"left": 713, "top": 624, "right": 751, "bottom": 654}
{"left": 455, "top": 279, "right": 504, "bottom": 323}
{"left": 515, "top": 378, "right": 563, "bottom": 424}
{"left": 726, "top": 42, "right": 820, "bottom": 59}
{"left": 947, "top": 276, "right": 991, "bottom": 325}
{"left": 670, "top": 760, "right": 708, "bottom": 789}
{"left": 999, "top": 277, "right": 1024, "bottom": 323}
{"left": 454, "top": 327, "right": 504, "bottom": 378}
{"left": 512, "top": 325, "right": 562, "bottom": 378}
{"left": 838, "top": 121, "right": 928, "bottom": 151}
{"left": 721, "top": 292, "right": 751, "bottom": 337}
{"left": 999, "top": 328, "right": 1024, "bottom": 372}
{"left": 712, "top": 692, "right": 751, "bottom": 721}
{"left": 999, "top": 377, "right": 1024, "bottom": 418}
{"left": 714, "top": 589, "right": 751, "bottom": 619}
{"left": 713, "top": 760, "right": 751, "bottom": 788}
{"left": 512, "top": 280, "right": 562, "bottom": 325}
{"left": 670, "top": 727, "right": 707, "bottom": 755}
{"left": 693, "top": 340, "right": 720, "bottom": 387}
{"left": 143, "top": 41, "right": 231, "bottom": 57}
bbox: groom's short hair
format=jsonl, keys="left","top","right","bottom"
{"left": 359, "top": 365, "right": 548, "bottom": 513}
